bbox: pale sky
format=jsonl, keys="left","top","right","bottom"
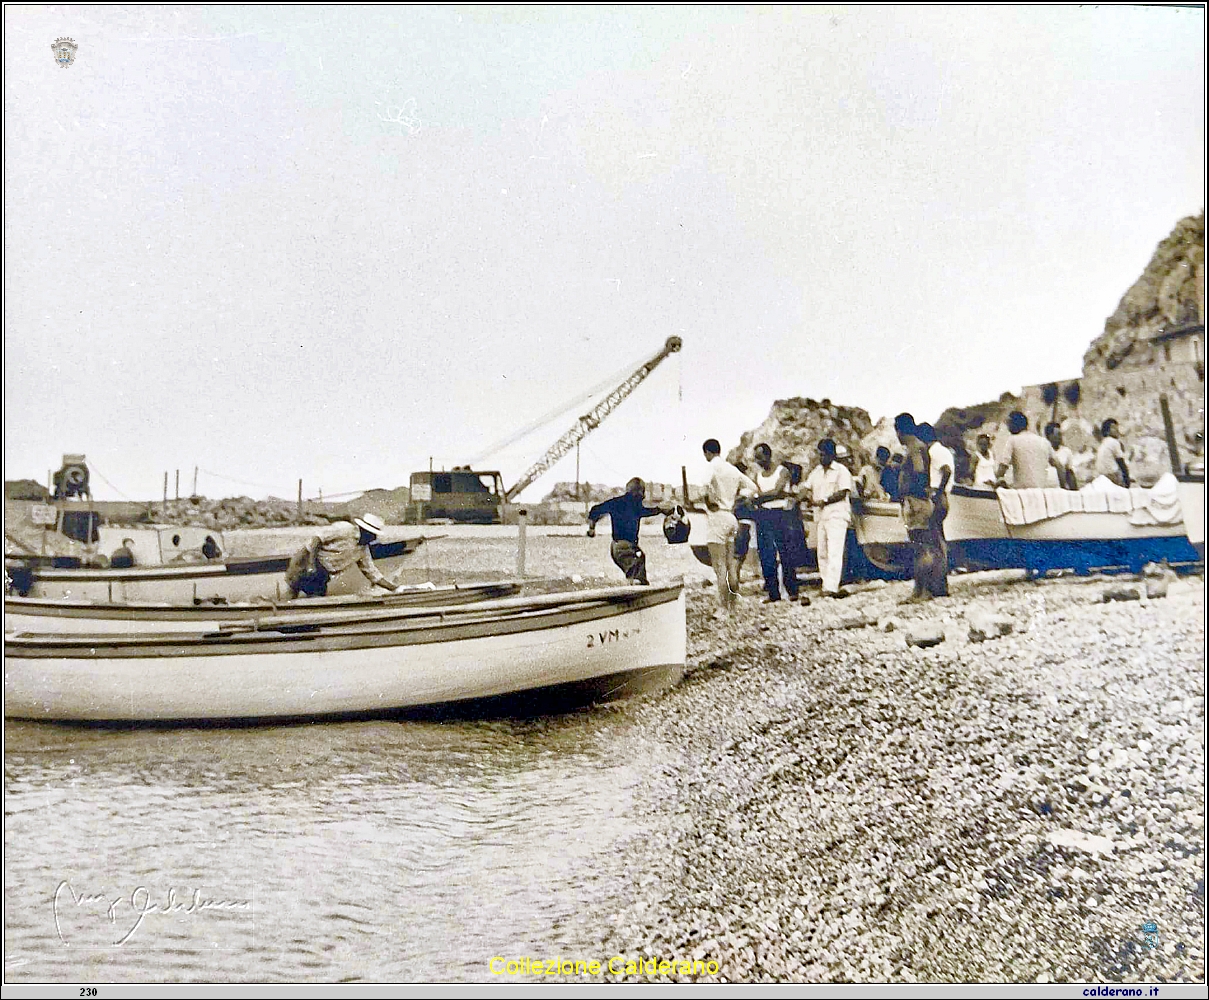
{"left": 5, "top": 5, "right": 1204, "bottom": 501}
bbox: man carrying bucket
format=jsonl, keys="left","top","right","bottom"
{"left": 587, "top": 478, "right": 674, "bottom": 585}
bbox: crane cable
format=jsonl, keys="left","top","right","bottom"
{"left": 677, "top": 344, "right": 685, "bottom": 492}
{"left": 464, "top": 345, "right": 667, "bottom": 467}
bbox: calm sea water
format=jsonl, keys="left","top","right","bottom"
{"left": 4, "top": 531, "right": 705, "bottom": 984}
{"left": 4, "top": 710, "right": 661, "bottom": 983}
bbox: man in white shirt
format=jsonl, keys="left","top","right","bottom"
{"left": 1044, "top": 422, "right": 1077, "bottom": 490}
{"left": 703, "top": 438, "right": 758, "bottom": 617}
{"left": 1095, "top": 418, "right": 1130, "bottom": 487}
{"left": 751, "top": 442, "right": 800, "bottom": 603}
{"left": 972, "top": 434, "right": 998, "bottom": 488}
{"left": 286, "top": 513, "right": 403, "bottom": 598}
{"left": 804, "top": 438, "right": 853, "bottom": 598}
{"left": 924, "top": 432, "right": 954, "bottom": 495}
{"left": 996, "top": 411, "right": 1065, "bottom": 489}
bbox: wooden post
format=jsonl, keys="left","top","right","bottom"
{"left": 681, "top": 465, "right": 690, "bottom": 506}
{"left": 297, "top": 479, "right": 303, "bottom": 523}
{"left": 516, "top": 508, "right": 528, "bottom": 577}
{"left": 1160, "top": 394, "right": 1183, "bottom": 476}
{"left": 162, "top": 471, "right": 168, "bottom": 512}
{"left": 175, "top": 469, "right": 180, "bottom": 500}
{"left": 575, "top": 442, "right": 580, "bottom": 500}
{"left": 192, "top": 466, "right": 198, "bottom": 497}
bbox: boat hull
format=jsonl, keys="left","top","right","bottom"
{"left": 4, "top": 585, "right": 686, "bottom": 722}
{"left": 4, "top": 580, "right": 522, "bottom": 634}
{"left": 1179, "top": 479, "right": 1205, "bottom": 557}
{"left": 4, "top": 539, "right": 424, "bottom": 603}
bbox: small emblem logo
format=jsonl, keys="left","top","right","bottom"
{"left": 52, "top": 37, "right": 78, "bottom": 68}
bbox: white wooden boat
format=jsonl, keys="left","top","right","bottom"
{"left": 3, "top": 583, "right": 686, "bottom": 722}
{"left": 4, "top": 579, "right": 523, "bottom": 634}
{"left": 851, "top": 479, "right": 1204, "bottom": 575}
{"left": 1178, "top": 479, "right": 1205, "bottom": 558}
{"left": 4, "top": 537, "right": 426, "bottom": 603}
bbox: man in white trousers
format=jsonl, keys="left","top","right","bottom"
{"left": 804, "top": 438, "right": 853, "bottom": 598}
{"left": 703, "top": 438, "right": 758, "bottom": 619}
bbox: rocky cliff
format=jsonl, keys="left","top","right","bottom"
{"left": 727, "top": 398, "right": 875, "bottom": 470}
{"left": 727, "top": 213, "right": 1205, "bottom": 488}
{"left": 1086, "top": 213, "right": 1204, "bottom": 372}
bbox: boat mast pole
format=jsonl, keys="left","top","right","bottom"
{"left": 1160, "top": 395, "right": 1183, "bottom": 476}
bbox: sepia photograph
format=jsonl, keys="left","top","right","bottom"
{"left": 4, "top": 4, "right": 1205, "bottom": 989}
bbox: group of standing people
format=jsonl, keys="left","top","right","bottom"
{"left": 700, "top": 437, "right": 854, "bottom": 618}
{"left": 584, "top": 411, "right": 1135, "bottom": 612}
{"left": 586, "top": 437, "right": 859, "bottom": 619}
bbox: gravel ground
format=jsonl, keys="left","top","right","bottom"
{"left": 594, "top": 570, "right": 1205, "bottom": 984}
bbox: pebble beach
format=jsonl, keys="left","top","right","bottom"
{"left": 591, "top": 570, "right": 1205, "bottom": 984}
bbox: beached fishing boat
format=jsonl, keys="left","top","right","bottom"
{"left": 4, "top": 579, "right": 523, "bottom": 634}
{"left": 852, "top": 475, "right": 1205, "bottom": 575}
{"left": 4, "top": 583, "right": 686, "bottom": 722}
{"left": 4, "top": 537, "right": 427, "bottom": 604}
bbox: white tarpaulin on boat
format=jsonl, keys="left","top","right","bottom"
{"left": 996, "top": 473, "right": 1184, "bottom": 527}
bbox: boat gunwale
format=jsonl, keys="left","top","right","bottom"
{"left": 6, "top": 583, "right": 684, "bottom": 657}
{"left": 4, "top": 580, "right": 524, "bottom": 620}
{"left": 3, "top": 538, "right": 426, "bottom": 581}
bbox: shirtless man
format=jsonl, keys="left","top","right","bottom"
{"left": 895, "top": 413, "right": 939, "bottom": 602}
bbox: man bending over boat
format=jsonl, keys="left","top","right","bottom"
{"left": 587, "top": 478, "right": 674, "bottom": 585}
{"left": 286, "top": 513, "right": 403, "bottom": 598}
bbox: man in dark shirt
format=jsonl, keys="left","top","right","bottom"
{"left": 881, "top": 451, "right": 903, "bottom": 502}
{"left": 587, "top": 478, "right": 673, "bottom": 585}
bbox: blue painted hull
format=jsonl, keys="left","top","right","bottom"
{"left": 951, "top": 535, "right": 1202, "bottom": 575}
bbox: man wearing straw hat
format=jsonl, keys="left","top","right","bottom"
{"left": 285, "top": 513, "right": 403, "bottom": 598}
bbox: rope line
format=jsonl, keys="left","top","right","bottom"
{"left": 198, "top": 468, "right": 282, "bottom": 492}
{"left": 86, "top": 462, "right": 138, "bottom": 502}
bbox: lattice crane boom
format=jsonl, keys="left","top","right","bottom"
{"left": 503, "top": 336, "right": 682, "bottom": 501}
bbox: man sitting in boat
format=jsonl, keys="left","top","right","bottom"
{"left": 1045, "top": 422, "right": 1078, "bottom": 490}
{"left": 855, "top": 447, "right": 890, "bottom": 501}
{"left": 587, "top": 478, "right": 674, "bottom": 586}
{"left": 286, "top": 513, "right": 402, "bottom": 598}
{"left": 1095, "top": 418, "right": 1131, "bottom": 488}
{"left": 972, "top": 434, "right": 998, "bottom": 488}
{"left": 995, "top": 411, "right": 1067, "bottom": 489}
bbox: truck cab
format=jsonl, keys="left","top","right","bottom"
{"left": 407, "top": 468, "right": 504, "bottom": 524}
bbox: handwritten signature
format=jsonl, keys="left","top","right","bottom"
{"left": 53, "top": 881, "right": 251, "bottom": 946}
